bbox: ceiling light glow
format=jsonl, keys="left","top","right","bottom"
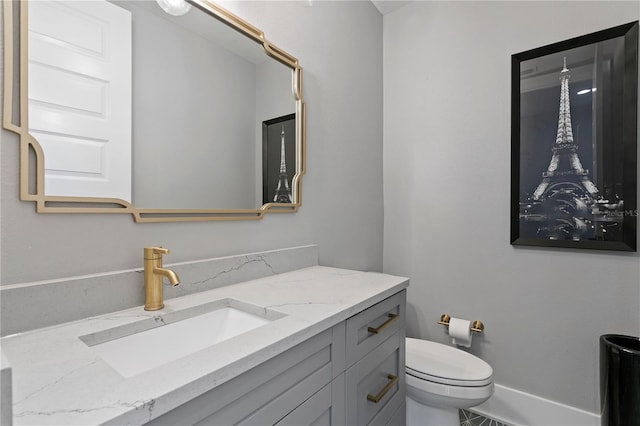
{"left": 156, "top": 0, "right": 191, "bottom": 16}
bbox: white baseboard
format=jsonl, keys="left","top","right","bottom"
{"left": 471, "top": 384, "right": 600, "bottom": 426}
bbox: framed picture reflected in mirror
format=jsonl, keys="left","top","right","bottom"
{"left": 262, "top": 113, "right": 296, "bottom": 205}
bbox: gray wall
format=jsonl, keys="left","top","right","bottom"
{"left": 0, "top": 1, "right": 384, "bottom": 285}
{"left": 383, "top": 1, "right": 640, "bottom": 414}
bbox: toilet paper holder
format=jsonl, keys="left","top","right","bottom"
{"left": 438, "top": 314, "right": 484, "bottom": 333}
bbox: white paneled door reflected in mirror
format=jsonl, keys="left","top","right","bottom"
{"left": 2, "top": 0, "right": 305, "bottom": 222}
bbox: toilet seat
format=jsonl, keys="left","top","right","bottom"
{"left": 405, "top": 338, "right": 493, "bottom": 387}
{"left": 404, "top": 338, "right": 494, "bottom": 410}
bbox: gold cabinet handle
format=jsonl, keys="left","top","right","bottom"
{"left": 367, "top": 313, "right": 399, "bottom": 334}
{"left": 366, "top": 374, "right": 398, "bottom": 403}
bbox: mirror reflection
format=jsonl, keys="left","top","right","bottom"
{"left": 23, "top": 0, "right": 300, "bottom": 212}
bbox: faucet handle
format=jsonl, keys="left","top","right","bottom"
{"left": 144, "top": 246, "right": 169, "bottom": 259}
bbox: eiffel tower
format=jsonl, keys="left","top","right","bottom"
{"left": 520, "top": 58, "right": 623, "bottom": 240}
{"left": 273, "top": 125, "right": 292, "bottom": 203}
{"left": 531, "top": 58, "right": 600, "bottom": 202}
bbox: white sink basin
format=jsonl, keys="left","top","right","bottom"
{"left": 81, "top": 299, "right": 282, "bottom": 377}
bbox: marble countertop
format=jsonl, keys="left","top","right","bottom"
{"left": 1, "top": 266, "right": 408, "bottom": 425}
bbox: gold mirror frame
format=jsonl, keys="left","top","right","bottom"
{"left": 2, "top": 0, "right": 305, "bottom": 222}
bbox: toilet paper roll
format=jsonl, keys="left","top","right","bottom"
{"left": 449, "top": 317, "right": 473, "bottom": 348}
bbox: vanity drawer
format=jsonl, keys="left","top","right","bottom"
{"left": 386, "top": 401, "right": 406, "bottom": 426}
{"left": 346, "top": 290, "right": 406, "bottom": 367}
{"left": 345, "top": 329, "right": 405, "bottom": 426}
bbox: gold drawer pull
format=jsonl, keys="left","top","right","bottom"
{"left": 367, "top": 313, "right": 399, "bottom": 334}
{"left": 366, "top": 374, "right": 398, "bottom": 403}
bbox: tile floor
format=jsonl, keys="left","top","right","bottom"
{"left": 459, "top": 409, "right": 510, "bottom": 426}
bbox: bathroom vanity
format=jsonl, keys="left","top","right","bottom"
{"left": 1, "top": 266, "right": 408, "bottom": 425}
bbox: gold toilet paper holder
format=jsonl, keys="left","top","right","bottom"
{"left": 437, "top": 314, "right": 484, "bottom": 333}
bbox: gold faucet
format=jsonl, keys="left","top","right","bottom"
{"left": 144, "top": 247, "right": 180, "bottom": 311}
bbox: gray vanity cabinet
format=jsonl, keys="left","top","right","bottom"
{"left": 147, "top": 290, "right": 406, "bottom": 426}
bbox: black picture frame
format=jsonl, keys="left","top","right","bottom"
{"left": 262, "top": 113, "right": 296, "bottom": 205}
{"left": 511, "top": 21, "right": 639, "bottom": 251}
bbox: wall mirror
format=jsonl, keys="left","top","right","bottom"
{"left": 3, "top": 0, "right": 305, "bottom": 222}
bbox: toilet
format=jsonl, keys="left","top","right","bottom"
{"left": 405, "top": 337, "right": 494, "bottom": 425}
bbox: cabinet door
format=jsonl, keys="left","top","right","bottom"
{"left": 147, "top": 328, "right": 334, "bottom": 426}
{"left": 275, "top": 383, "right": 332, "bottom": 426}
{"left": 346, "top": 330, "right": 405, "bottom": 426}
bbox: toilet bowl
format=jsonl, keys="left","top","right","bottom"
{"left": 405, "top": 337, "right": 494, "bottom": 425}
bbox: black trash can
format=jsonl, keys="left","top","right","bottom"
{"left": 600, "top": 334, "right": 640, "bottom": 426}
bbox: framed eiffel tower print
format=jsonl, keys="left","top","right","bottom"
{"left": 262, "top": 113, "right": 296, "bottom": 205}
{"left": 511, "top": 21, "right": 638, "bottom": 251}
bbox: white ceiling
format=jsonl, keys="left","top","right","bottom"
{"left": 372, "top": 0, "right": 412, "bottom": 15}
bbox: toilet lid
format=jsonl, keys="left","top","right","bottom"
{"left": 405, "top": 338, "right": 493, "bottom": 386}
